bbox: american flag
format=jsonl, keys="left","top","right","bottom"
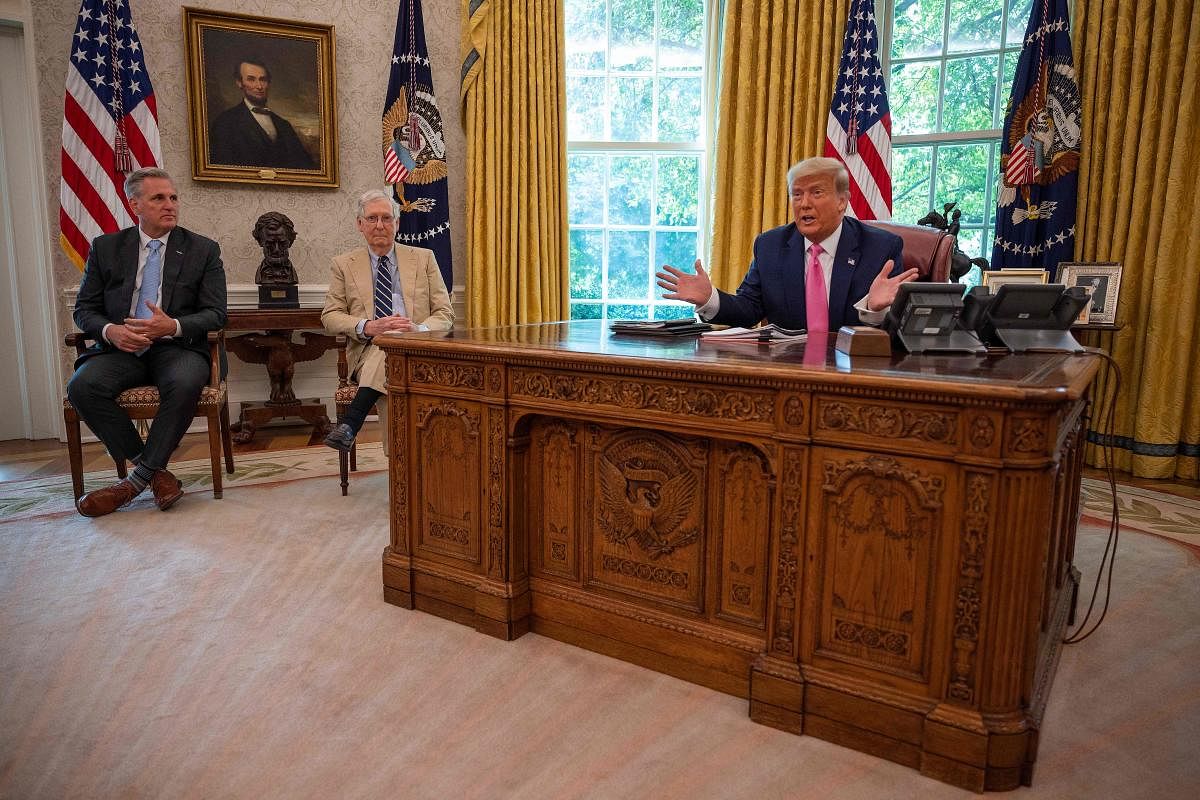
{"left": 823, "top": 0, "right": 892, "bottom": 220}
{"left": 59, "top": 0, "right": 161, "bottom": 270}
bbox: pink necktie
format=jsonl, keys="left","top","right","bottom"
{"left": 806, "top": 242, "right": 828, "bottom": 333}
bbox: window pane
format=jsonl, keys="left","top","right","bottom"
{"left": 654, "top": 304, "right": 695, "bottom": 320}
{"left": 568, "top": 76, "right": 606, "bottom": 140}
{"left": 568, "top": 155, "right": 605, "bottom": 224}
{"left": 947, "top": 0, "right": 1003, "bottom": 53}
{"left": 569, "top": 229, "right": 604, "bottom": 299}
{"left": 891, "top": 0, "right": 946, "bottom": 59}
{"left": 1006, "top": 0, "right": 1034, "bottom": 46}
{"left": 571, "top": 302, "right": 603, "bottom": 320}
{"left": 935, "top": 143, "right": 991, "bottom": 225}
{"left": 955, "top": 227, "right": 984, "bottom": 259}
{"left": 892, "top": 146, "right": 934, "bottom": 224}
{"left": 565, "top": 0, "right": 606, "bottom": 70}
{"left": 655, "top": 155, "right": 700, "bottom": 225}
{"left": 659, "top": 0, "right": 704, "bottom": 72}
{"left": 611, "top": 77, "right": 653, "bottom": 141}
{"left": 610, "top": 0, "right": 654, "bottom": 71}
{"left": 996, "top": 49, "right": 1020, "bottom": 126}
{"left": 890, "top": 62, "right": 941, "bottom": 134}
{"left": 608, "top": 155, "right": 652, "bottom": 225}
{"left": 607, "top": 230, "right": 651, "bottom": 299}
{"left": 657, "top": 76, "right": 702, "bottom": 142}
{"left": 654, "top": 231, "right": 699, "bottom": 286}
{"left": 608, "top": 303, "right": 651, "bottom": 319}
{"left": 942, "top": 55, "right": 998, "bottom": 132}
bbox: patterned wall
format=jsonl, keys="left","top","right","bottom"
{"left": 32, "top": 0, "right": 465, "bottom": 322}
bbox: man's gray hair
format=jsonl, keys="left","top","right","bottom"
{"left": 786, "top": 157, "right": 849, "bottom": 196}
{"left": 124, "top": 167, "right": 173, "bottom": 200}
{"left": 356, "top": 189, "right": 395, "bottom": 219}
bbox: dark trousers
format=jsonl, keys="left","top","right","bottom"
{"left": 66, "top": 343, "right": 209, "bottom": 471}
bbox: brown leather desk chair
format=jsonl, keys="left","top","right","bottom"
{"left": 63, "top": 330, "right": 235, "bottom": 501}
{"left": 862, "top": 220, "right": 955, "bottom": 282}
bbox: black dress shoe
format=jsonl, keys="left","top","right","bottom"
{"left": 78, "top": 478, "right": 140, "bottom": 517}
{"left": 324, "top": 423, "right": 357, "bottom": 452}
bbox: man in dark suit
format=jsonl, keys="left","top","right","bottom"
{"left": 208, "top": 59, "right": 315, "bottom": 170}
{"left": 68, "top": 168, "right": 228, "bottom": 517}
{"left": 657, "top": 157, "right": 918, "bottom": 331}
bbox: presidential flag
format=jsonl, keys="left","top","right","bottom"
{"left": 59, "top": 0, "right": 162, "bottom": 270}
{"left": 991, "top": 0, "right": 1081, "bottom": 278}
{"left": 382, "top": 0, "right": 452, "bottom": 290}
{"left": 824, "top": 0, "right": 892, "bottom": 220}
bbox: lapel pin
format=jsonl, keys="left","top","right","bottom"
{"left": 847, "top": 258, "right": 856, "bottom": 267}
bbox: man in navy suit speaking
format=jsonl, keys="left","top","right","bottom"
{"left": 209, "top": 59, "right": 315, "bottom": 170}
{"left": 657, "top": 157, "right": 917, "bottom": 332}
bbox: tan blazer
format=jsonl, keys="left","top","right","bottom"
{"left": 321, "top": 244, "right": 453, "bottom": 392}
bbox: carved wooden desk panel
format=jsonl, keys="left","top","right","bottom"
{"left": 376, "top": 322, "right": 1099, "bottom": 792}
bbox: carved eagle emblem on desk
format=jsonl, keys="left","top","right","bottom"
{"left": 597, "top": 457, "right": 699, "bottom": 559}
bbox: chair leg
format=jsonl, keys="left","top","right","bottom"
{"left": 65, "top": 411, "right": 85, "bottom": 501}
{"left": 207, "top": 412, "right": 223, "bottom": 499}
{"left": 349, "top": 441, "right": 357, "bottom": 473}
{"left": 339, "top": 449, "right": 349, "bottom": 496}
{"left": 220, "top": 399, "right": 235, "bottom": 474}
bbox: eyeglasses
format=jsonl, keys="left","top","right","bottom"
{"left": 362, "top": 214, "right": 395, "bottom": 226}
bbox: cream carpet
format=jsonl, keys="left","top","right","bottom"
{"left": 1, "top": 461, "right": 1197, "bottom": 799}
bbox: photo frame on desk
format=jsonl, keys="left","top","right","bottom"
{"left": 184, "top": 8, "right": 338, "bottom": 187}
{"left": 981, "top": 268, "right": 1049, "bottom": 289}
{"left": 1057, "top": 262, "right": 1123, "bottom": 325}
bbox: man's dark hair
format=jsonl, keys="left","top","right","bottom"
{"left": 234, "top": 59, "right": 271, "bottom": 82}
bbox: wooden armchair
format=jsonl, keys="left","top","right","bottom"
{"left": 63, "top": 330, "right": 235, "bottom": 501}
{"left": 333, "top": 334, "right": 375, "bottom": 496}
{"left": 862, "top": 220, "right": 956, "bottom": 283}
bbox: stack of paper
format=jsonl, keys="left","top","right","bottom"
{"left": 609, "top": 318, "right": 712, "bottom": 336}
{"left": 699, "top": 324, "right": 807, "bottom": 343}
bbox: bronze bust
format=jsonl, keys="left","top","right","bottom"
{"left": 253, "top": 211, "right": 299, "bottom": 308}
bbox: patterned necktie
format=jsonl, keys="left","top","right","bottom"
{"left": 805, "top": 242, "right": 829, "bottom": 333}
{"left": 136, "top": 240, "right": 162, "bottom": 320}
{"left": 374, "top": 255, "right": 393, "bottom": 318}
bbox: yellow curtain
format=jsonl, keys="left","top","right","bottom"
{"left": 708, "top": 0, "right": 848, "bottom": 291}
{"left": 460, "top": 0, "right": 568, "bottom": 326}
{"left": 1073, "top": 0, "right": 1200, "bottom": 479}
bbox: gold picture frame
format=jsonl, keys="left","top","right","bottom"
{"left": 184, "top": 8, "right": 338, "bottom": 187}
{"left": 1057, "top": 262, "right": 1123, "bottom": 325}
{"left": 981, "top": 268, "right": 1049, "bottom": 289}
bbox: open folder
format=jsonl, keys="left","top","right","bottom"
{"left": 699, "top": 323, "right": 807, "bottom": 343}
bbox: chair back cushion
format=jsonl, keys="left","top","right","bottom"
{"left": 862, "top": 221, "right": 954, "bottom": 283}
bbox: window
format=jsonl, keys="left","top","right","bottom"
{"left": 885, "top": 0, "right": 1033, "bottom": 269}
{"left": 565, "top": 0, "right": 710, "bottom": 321}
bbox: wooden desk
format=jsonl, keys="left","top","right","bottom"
{"left": 225, "top": 307, "right": 335, "bottom": 442}
{"left": 376, "top": 322, "right": 1100, "bottom": 792}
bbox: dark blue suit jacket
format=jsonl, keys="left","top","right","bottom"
{"left": 209, "top": 103, "right": 315, "bottom": 170}
{"left": 709, "top": 217, "right": 904, "bottom": 332}
{"left": 73, "top": 225, "right": 227, "bottom": 367}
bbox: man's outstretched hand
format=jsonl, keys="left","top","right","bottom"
{"left": 656, "top": 259, "right": 713, "bottom": 306}
{"left": 866, "top": 260, "right": 920, "bottom": 311}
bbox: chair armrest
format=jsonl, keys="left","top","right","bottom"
{"left": 64, "top": 332, "right": 87, "bottom": 355}
{"left": 207, "top": 330, "right": 225, "bottom": 387}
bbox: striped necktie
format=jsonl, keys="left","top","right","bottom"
{"left": 374, "top": 255, "right": 393, "bottom": 318}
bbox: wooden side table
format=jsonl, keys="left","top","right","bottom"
{"left": 225, "top": 307, "right": 337, "bottom": 442}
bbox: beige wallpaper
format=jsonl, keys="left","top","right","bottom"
{"left": 33, "top": 0, "right": 465, "bottom": 305}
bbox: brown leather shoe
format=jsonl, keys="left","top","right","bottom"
{"left": 150, "top": 468, "right": 184, "bottom": 511}
{"left": 77, "top": 478, "right": 140, "bottom": 517}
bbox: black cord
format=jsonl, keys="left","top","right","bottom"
{"left": 1063, "top": 347, "right": 1122, "bottom": 644}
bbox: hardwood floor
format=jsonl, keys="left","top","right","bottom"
{"left": 0, "top": 422, "right": 1196, "bottom": 501}
{"left": 0, "top": 420, "right": 382, "bottom": 484}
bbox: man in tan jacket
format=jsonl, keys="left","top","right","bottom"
{"left": 321, "top": 189, "right": 453, "bottom": 451}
